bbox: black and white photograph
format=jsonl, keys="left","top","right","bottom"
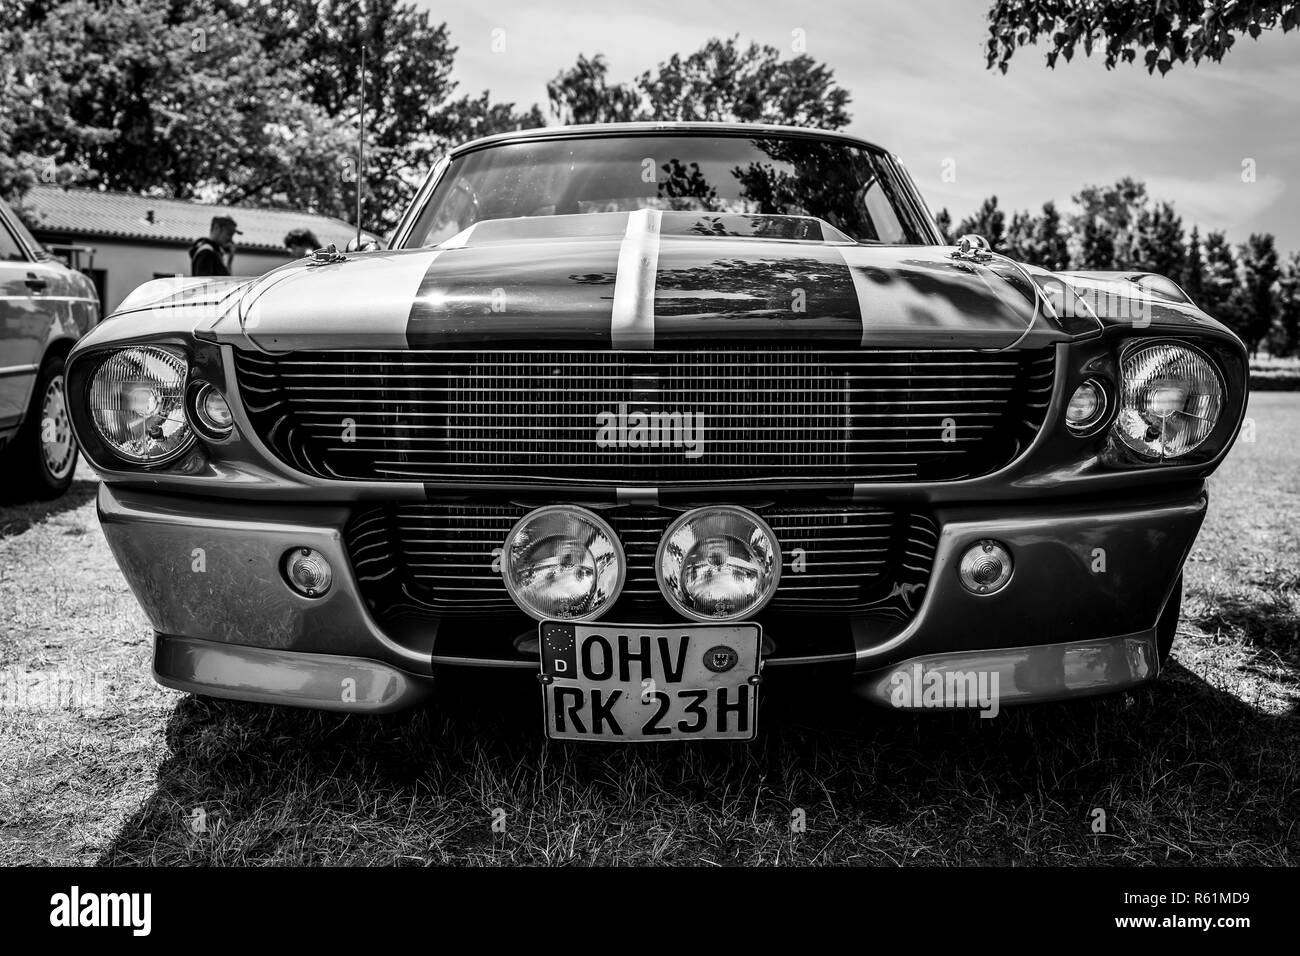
{"left": 0, "top": 0, "right": 1295, "bottom": 933}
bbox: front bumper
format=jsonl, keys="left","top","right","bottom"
{"left": 99, "top": 481, "right": 1206, "bottom": 713}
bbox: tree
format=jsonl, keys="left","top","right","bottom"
{"left": 237, "top": 0, "right": 541, "bottom": 232}
{"left": 986, "top": 0, "right": 1300, "bottom": 75}
{"left": 997, "top": 201, "right": 1069, "bottom": 269}
{"left": 0, "top": 0, "right": 539, "bottom": 232}
{"left": 547, "top": 36, "right": 852, "bottom": 130}
{"left": 1033, "top": 200, "right": 1070, "bottom": 272}
{"left": 1181, "top": 225, "right": 1206, "bottom": 303}
{"left": 1233, "top": 233, "right": 1281, "bottom": 354}
{"left": 1068, "top": 178, "right": 1147, "bottom": 269}
{"left": 933, "top": 207, "right": 953, "bottom": 243}
{"left": 955, "top": 196, "right": 1006, "bottom": 250}
{"left": 1129, "top": 201, "right": 1186, "bottom": 279}
{"left": 1275, "top": 251, "right": 1300, "bottom": 356}
{"left": 0, "top": 0, "right": 353, "bottom": 216}
{"left": 1199, "top": 231, "right": 1240, "bottom": 327}
{"left": 546, "top": 54, "right": 641, "bottom": 125}
{"left": 1002, "top": 209, "right": 1035, "bottom": 262}
{"left": 638, "top": 37, "right": 851, "bottom": 129}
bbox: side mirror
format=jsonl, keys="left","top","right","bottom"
{"left": 345, "top": 235, "right": 383, "bottom": 253}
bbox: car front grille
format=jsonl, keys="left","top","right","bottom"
{"left": 234, "top": 347, "right": 1055, "bottom": 485}
{"left": 345, "top": 503, "right": 938, "bottom": 624}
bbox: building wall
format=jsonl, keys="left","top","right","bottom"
{"left": 35, "top": 235, "right": 294, "bottom": 314}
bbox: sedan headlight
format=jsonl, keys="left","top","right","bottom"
{"left": 88, "top": 347, "right": 193, "bottom": 464}
{"left": 502, "top": 506, "right": 625, "bottom": 621}
{"left": 1114, "top": 342, "right": 1223, "bottom": 460}
{"left": 656, "top": 506, "right": 781, "bottom": 621}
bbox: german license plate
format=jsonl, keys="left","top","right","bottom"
{"left": 539, "top": 621, "right": 761, "bottom": 741}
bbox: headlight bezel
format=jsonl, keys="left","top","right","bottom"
{"left": 1112, "top": 338, "right": 1226, "bottom": 462}
{"left": 87, "top": 345, "right": 196, "bottom": 467}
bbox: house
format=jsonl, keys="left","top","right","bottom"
{"left": 19, "top": 185, "right": 372, "bottom": 313}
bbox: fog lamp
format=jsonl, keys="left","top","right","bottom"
{"left": 958, "top": 540, "right": 1013, "bottom": 595}
{"left": 283, "top": 547, "right": 333, "bottom": 597}
{"left": 190, "top": 382, "right": 234, "bottom": 437}
{"left": 656, "top": 506, "right": 781, "bottom": 621}
{"left": 502, "top": 506, "right": 625, "bottom": 621}
{"left": 1065, "top": 379, "right": 1106, "bottom": 431}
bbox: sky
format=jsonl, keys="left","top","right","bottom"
{"left": 413, "top": 0, "right": 1300, "bottom": 252}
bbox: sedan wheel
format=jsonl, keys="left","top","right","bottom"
{"left": 41, "top": 374, "right": 77, "bottom": 481}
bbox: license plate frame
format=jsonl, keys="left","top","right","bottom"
{"left": 539, "top": 620, "right": 762, "bottom": 742}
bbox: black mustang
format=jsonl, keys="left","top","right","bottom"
{"left": 65, "top": 123, "right": 1247, "bottom": 740}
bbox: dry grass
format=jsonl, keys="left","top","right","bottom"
{"left": 1, "top": 397, "right": 1297, "bottom": 866}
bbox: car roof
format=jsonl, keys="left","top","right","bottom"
{"left": 448, "top": 121, "right": 891, "bottom": 158}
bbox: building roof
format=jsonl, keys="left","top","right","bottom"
{"left": 19, "top": 185, "right": 371, "bottom": 253}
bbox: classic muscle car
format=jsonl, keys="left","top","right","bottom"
{"left": 64, "top": 123, "right": 1247, "bottom": 739}
{"left": 0, "top": 196, "right": 99, "bottom": 499}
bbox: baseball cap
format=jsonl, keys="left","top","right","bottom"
{"left": 211, "top": 215, "right": 243, "bottom": 234}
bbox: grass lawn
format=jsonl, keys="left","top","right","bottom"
{"left": 1, "top": 396, "right": 1296, "bottom": 866}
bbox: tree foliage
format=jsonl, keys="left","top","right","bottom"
{"left": 951, "top": 182, "right": 1299, "bottom": 354}
{"left": 0, "top": 0, "right": 539, "bottom": 232}
{"left": 547, "top": 37, "right": 851, "bottom": 129}
{"left": 986, "top": 0, "right": 1300, "bottom": 75}
{"left": 236, "top": 0, "right": 541, "bottom": 230}
{"left": 1233, "top": 232, "right": 1281, "bottom": 353}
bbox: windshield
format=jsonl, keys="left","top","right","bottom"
{"left": 404, "top": 134, "right": 934, "bottom": 247}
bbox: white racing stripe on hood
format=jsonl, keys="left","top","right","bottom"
{"left": 238, "top": 250, "right": 442, "bottom": 351}
{"left": 610, "top": 208, "right": 662, "bottom": 349}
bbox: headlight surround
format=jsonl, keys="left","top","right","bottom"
{"left": 1114, "top": 342, "right": 1224, "bottom": 460}
{"left": 656, "top": 506, "right": 781, "bottom": 622}
{"left": 502, "top": 506, "right": 625, "bottom": 621}
{"left": 88, "top": 346, "right": 193, "bottom": 464}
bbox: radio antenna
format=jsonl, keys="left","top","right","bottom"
{"left": 356, "top": 47, "right": 365, "bottom": 248}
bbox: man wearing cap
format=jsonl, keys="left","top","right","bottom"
{"left": 189, "top": 215, "right": 241, "bottom": 276}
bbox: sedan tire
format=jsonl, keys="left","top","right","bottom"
{"left": 3, "top": 353, "right": 78, "bottom": 500}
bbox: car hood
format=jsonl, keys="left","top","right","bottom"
{"left": 178, "top": 212, "right": 1098, "bottom": 352}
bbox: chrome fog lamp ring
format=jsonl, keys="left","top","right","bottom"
{"left": 188, "top": 381, "right": 235, "bottom": 438}
{"left": 502, "top": 505, "right": 626, "bottom": 622}
{"left": 656, "top": 505, "right": 782, "bottom": 622}
{"left": 1065, "top": 377, "right": 1109, "bottom": 434}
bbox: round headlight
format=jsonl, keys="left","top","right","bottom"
{"left": 1114, "top": 343, "right": 1223, "bottom": 459}
{"left": 656, "top": 506, "right": 781, "bottom": 622}
{"left": 88, "top": 347, "right": 192, "bottom": 464}
{"left": 502, "top": 506, "right": 625, "bottom": 621}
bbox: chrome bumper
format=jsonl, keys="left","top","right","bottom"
{"left": 99, "top": 481, "right": 1205, "bottom": 713}
{"left": 155, "top": 634, "right": 432, "bottom": 713}
{"left": 852, "top": 631, "right": 1159, "bottom": 714}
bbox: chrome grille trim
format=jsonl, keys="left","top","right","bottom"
{"left": 236, "top": 347, "right": 1055, "bottom": 484}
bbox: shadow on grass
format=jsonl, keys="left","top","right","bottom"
{"left": 0, "top": 478, "right": 98, "bottom": 538}
{"left": 96, "top": 647, "right": 1300, "bottom": 866}
{"left": 1189, "top": 593, "right": 1300, "bottom": 663}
